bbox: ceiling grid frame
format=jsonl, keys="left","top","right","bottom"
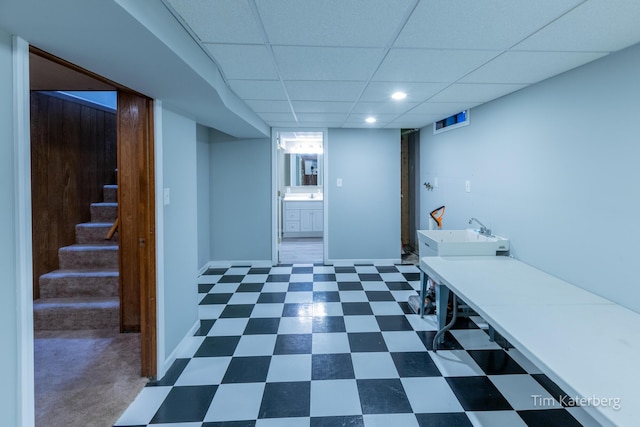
{"left": 160, "top": 0, "right": 640, "bottom": 130}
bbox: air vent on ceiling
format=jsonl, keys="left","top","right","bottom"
{"left": 433, "top": 110, "right": 469, "bottom": 134}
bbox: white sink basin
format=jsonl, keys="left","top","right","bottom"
{"left": 417, "top": 229, "right": 509, "bottom": 256}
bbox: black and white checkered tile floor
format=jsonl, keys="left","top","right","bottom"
{"left": 115, "top": 264, "right": 599, "bottom": 427}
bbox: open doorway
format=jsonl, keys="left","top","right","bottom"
{"left": 401, "top": 128, "right": 420, "bottom": 265}
{"left": 274, "top": 130, "right": 325, "bottom": 264}
{"left": 29, "top": 47, "right": 154, "bottom": 426}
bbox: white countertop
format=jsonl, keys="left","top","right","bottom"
{"left": 420, "top": 255, "right": 639, "bottom": 427}
{"left": 283, "top": 194, "right": 323, "bottom": 202}
{"left": 421, "top": 256, "right": 613, "bottom": 306}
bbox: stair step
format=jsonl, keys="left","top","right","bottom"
{"left": 33, "top": 297, "right": 119, "bottom": 330}
{"left": 76, "top": 222, "right": 118, "bottom": 244}
{"left": 91, "top": 202, "right": 118, "bottom": 222}
{"left": 59, "top": 244, "right": 118, "bottom": 270}
{"left": 103, "top": 184, "right": 118, "bottom": 203}
{"left": 39, "top": 269, "right": 119, "bottom": 298}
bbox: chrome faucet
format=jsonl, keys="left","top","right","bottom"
{"left": 469, "top": 218, "right": 492, "bottom": 236}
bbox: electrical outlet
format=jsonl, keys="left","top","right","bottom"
{"left": 465, "top": 180, "right": 471, "bottom": 193}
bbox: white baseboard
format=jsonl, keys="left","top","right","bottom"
{"left": 198, "top": 263, "right": 210, "bottom": 275}
{"left": 328, "top": 258, "right": 402, "bottom": 266}
{"left": 158, "top": 320, "right": 200, "bottom": 379}
{"left": 203, "top": 259, "right": 402, "bottom": 269}
{"left": 205, "top": 260, "right": 273, "bottom": 269}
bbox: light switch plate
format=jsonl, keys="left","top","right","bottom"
{"left": 465, "top": 180, "right": 471, "bottom": 193}
{"left": 163, "top": 188, "right": 171, "bottom": 205}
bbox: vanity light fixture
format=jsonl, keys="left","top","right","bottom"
{"left": 391, "top": 91, "right": 407, "bottom": 100}
{"left": 365, "top": 117, "right": 376, "bottom": 123}
{"left": 281, "top": 136, "right": 323, "bottom": 154}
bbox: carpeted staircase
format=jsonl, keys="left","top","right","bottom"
{"left": 34, "top": 184, "right": 120, "bottom": 330}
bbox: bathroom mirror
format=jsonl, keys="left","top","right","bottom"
{"left": 285, "top": 153, "right": 322, "bottom": 187}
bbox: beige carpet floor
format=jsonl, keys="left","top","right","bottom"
{"left": 34, "top": 329, "right": 148, "bottom": 427}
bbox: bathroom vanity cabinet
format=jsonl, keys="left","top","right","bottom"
{"left": 283, "top": 200, "right": 323, "bottom": 237}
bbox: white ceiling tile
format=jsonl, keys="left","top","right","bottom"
{"left": 428, "top": 83, "right": 528, "bottom": 103}
{"left": 388, "top": 113, "right": 443, "bottom": 128}
{"left": 360, "top": 81, "right": 448, "bottom": 102}
{"left": 227, "top": 80, "right": 287, "bottom": 100}
{"left": 244, "top": 100, "right": 292, "bottom": 113}
{"left": 394, "top": 0, "right": 582, "bottom": 50}
{"left": 291, "top": 101, "right": 354, "bottom": 113}
{"left": 204, "top": 44, "right": 279, "bottom": 80}
{"left": 269, "top": 122, "right": 304, "bottom": 128}
{"left": 350, "top": 101, "right": 419, "bottom": 115}
{"left": 342, "top": 123, "right": 391, "bottom": 128}
{"left": 294, "top": 122, "right": 345, "bottom": 128}
{"left": 255, "top": 0, "right": 416, "bottom": 47}
{"left": 385, "top": 117, "right": 441, "bottom": 129}
{"left": 273, "top": 46, "right": 384, "bottom": 81}
{"left": 460, "top": 51, "right": 608, "bottom": 84}
{"left": 515, "top": 0, "right": 640, "bottom": 52}
{"left": 296, "top": 113, "right": 348, "bottom": 123}
{"left": 285, "top": 81, "right": 366, "bottom": 101}
{"left": 373, "top": 49, "right": 500, "bottom": 83}
{"left": 392, "top": 113, "right": 442, "bottom": 122}
{"left": 166, "top": 0, "right": 264, "bottom": 44}
{"left": 408, "top": 102, "right": 479, "bottom": 118}
{"left": 345, "top": 113, "right": 398, "bottom": 125}
{"left": 257, "top": 112, "right": 296, "bottom": 122}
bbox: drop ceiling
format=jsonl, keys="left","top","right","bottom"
{"left": 163, "top": 0, "right": 640, "bottom": 130}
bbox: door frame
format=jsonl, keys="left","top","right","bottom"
{"left": 271, "top": 128, "right": 329, "bottom": 265}
{"left": 14, "top": 35, "right": 36, "bottom": 427}
{"left": 21, "top": 45, "right": 158, "bottom": 378}
{"left": 117, "top": 90, "right": 157, "bottom": 376}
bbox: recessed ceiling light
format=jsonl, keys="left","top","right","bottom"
{"left": 365, "top": 117, "right": 376, "bottom": 123}
{"left": 391, "top": 91, "right": 407, "bottom": 100}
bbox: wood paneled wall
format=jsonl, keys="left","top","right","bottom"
{"left": 30, "top": 91, "right": 117, "bottom": 298}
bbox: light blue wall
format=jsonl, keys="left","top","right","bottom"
{"left": 0, "top": 29, "right": 19, "bottom": 427}
{"left": 196, "top": 124, "right": 211, "bottom": 270}
{"left": 420, "top": 42, "right": 640, "bottom": 313}
{"left": 161, "top": 107, "right": 199, "bottom": 355}
{"left": 327, "top": 128, "right": 401, "bottom": 262}
{"left": 209, "top": 131, "right": 271, "bottom": 263}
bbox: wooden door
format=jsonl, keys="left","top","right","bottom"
{"left": 117, "top": 91, "right": 157, "bottom": 377}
